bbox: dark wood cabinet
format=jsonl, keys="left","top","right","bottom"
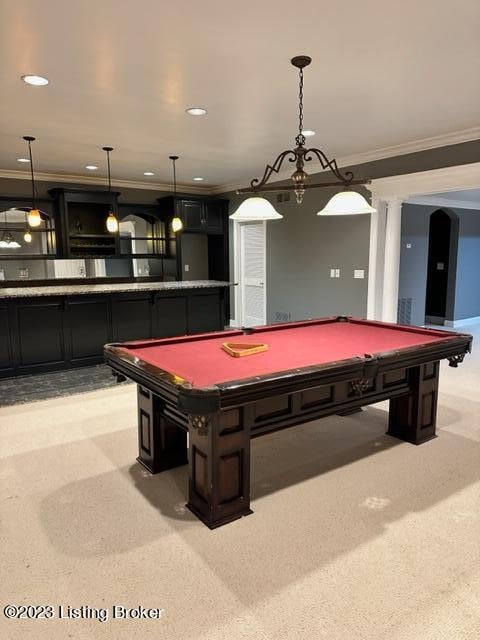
{"left": 111, "top": 294, "right": 152, "bottom": 342}
{"left": 49, "top": 188, "right": 121, "bottom": 258}
{"left": 187, "top": 290, "right": 222, "bottom": 334}
{"left": 152, "top": 294, "right": 188, "bottom": 338}
{"left": 0, "top": 287, "right": 227, "bottom": 378}
{"left": 158, "top": 196, "right": 227, "bottom": 235}
{"left": 14, "top": 298, "right": 65, "bottom": 371}
{"left": 180, "top": 200, "right": 205, "bottom": 232}
{"left": 66, "top": 296, "right": 110, "bottom": 363}
{"left": 204, "top": 200, "right": 225, "bottom": 234}
{"left": 0, "top": 304, "right": 14, "bottom": 373}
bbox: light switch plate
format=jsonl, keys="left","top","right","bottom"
{"left": 330, "top": 268, "right": 335, "bottom": 278}
{"left": 354, "top": 269, "right": 365, "bottom": 279}
{"left": 335, "top": 269, "right": 340, "bottom": 278}
{"left": 185, "top": 264, "right": 190, "bottom": 272}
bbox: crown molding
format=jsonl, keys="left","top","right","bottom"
{"left": 210, "top": 126, "right": 480, "bottom": 195}
{"left": 2, "top": 126, "right": 479, "bottom": 197}
{"left": 0, "top": 169, "right": 213, "bottom": 195}
{"left": 369, "top": 162, "right": 480, "bottom": 199}
{"left": 405, "top": 194, "right": 480, "bottom": 211}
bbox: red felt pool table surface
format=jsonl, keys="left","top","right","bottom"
{"left": 124, "top": 318, "right": 455, "bottom": 388}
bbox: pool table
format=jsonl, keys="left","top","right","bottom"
{"left": 104, "top": 316, "right": 472, "bottom": 529}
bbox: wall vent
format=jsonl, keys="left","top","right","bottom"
{"left": 275, "top": 311, "right": 291, "bottom": 322}
{"left": 397, "top": 297, "right": 412, "bottom": 325}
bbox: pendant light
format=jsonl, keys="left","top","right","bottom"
{"left": 317, "top": 189, "right": 376, "bottom": 216}
{"left": 169, "top": 155, "right": 183, "bottom": 233}
{"left": 23, "top": 136, "right": 42, "bottom": 227}
{"left": 230, "top": 196, "right": 282, "bottom": 221}
{"left": 233, "top": 56, "right": 376, "bottom": 220}
{"left": 0, "top": 210, "right": 20, "bottom": 248}
{"left": 103, "top": 146, "right": 119, "bottom": 233}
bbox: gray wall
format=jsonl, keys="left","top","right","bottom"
{"left": 180, "top": 233, "right": 209, "bottom": 280}
{"left": 228, "top": 188, "right": 370, "bottom": 322}
{"left": 225, "top": 139, "right": 480, "bottom": 323}
{"left": 454, "top": 211, "right": 480, "bottom": 319}
{"left": 398, "top": 204, "right": 431, "bottom": 326}
{"left": 399, "top": 204, "right": 480, "bottom": 325}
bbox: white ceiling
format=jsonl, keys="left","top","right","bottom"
{"left": 1, "top": 0, "right": 480, "bottom": 191}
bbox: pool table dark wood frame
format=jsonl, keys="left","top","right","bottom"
{"left": 104, "top": 316, "right": 472, "bottom": 529}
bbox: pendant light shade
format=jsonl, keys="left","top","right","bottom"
{"left": 169, "top": 155, "right": 183, "bottom": 233}
{"left": 172, "top": 216, "right": 183, "bottom": 233}
{"left": 103, "top": 146, "right": 119, "bottom": 233}
{"left": 229, "top": 196, "right": 283, "bottom": 221}
{"left": 317, "top": 190, "right": 376, "bottom": 216}
{"left": 106, "top": 212, "right": 119, "bottom": 233}
{"left": 27, "top": 208, "right": 42, "bottom": 227}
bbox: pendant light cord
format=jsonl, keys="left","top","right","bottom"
{"left": 173, "top": 158, "right": 177, "bottom": 199}
{"left": 27, "top": 138, "right": 36, "bottom": 210}
{"left": 106, "top": 150, "right": 111, "bottom": 192}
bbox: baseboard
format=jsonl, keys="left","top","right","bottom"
{"left": 229, "top": 319, "right": 240, "bottom": 328}
{"left": 444, "top": 316, "right": 480, "bottom": 328}
{"left": 425, "top": 315, "right": 445, "bottom": 325}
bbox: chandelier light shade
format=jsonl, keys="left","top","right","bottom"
{"left": 318, "top": 190, "right": 376, "bottom": 216}
{"left": 169, "top": 155, "right": 183, "bottom": 233}
{"left": 229, "top": 196, "right": 283, "bottom": 221}
{"left": 24, "top": 230, "right": 33, "bottom": 243}
{"left": 103, "top": 146, "right": 119, "bottom": 233}
{"left": 235, "top": 56, "right": 373, "bottom": 220}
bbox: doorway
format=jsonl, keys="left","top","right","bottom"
{"left": 237, "top": 221, "right": 266, "bottom": 327}
{"left": 425, "top": 210, "right": 452, "bottom": 324}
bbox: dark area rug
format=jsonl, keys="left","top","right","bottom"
{"left": 0, "top": 365, "right": 132, "bottom": 407}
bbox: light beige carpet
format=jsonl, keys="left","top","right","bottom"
{"left": 1, "top": 324, "right": 479, "bottom": 640}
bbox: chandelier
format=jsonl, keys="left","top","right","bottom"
{"left": 230, "top": 56, "right": 376, "bottom": 221}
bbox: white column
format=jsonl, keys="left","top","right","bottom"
{"left": 366, "top": 198, "right": 387, "bottom": 320}
{"left": 382, "top": 198, "right": 403, "bottom": 322}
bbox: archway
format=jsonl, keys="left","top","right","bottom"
{"left": 425, "top": 209, "right": 459, "bottom": 324}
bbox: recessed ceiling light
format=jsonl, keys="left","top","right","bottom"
{"left": 17, "top": 158, "right": 30, "bottom": 163}
{"left": 85, "top": 165, "right": 98, "bottom": 171}
{"left": 302, "top": 129, "right": 316, "bottom": 137}
{"left": 186, "top": 107, "right": 207, "bottom": 116}
{"left": 192, "top": 177, "right": 204, "bottom": 181}
{"left": 21, "top": 74, "right": 49, "bottom": 86}
{"left": 143, "top": 171, "right": 154, "bottom": 176}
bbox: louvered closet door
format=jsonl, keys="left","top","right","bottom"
{"left": 240, "top": 222, "right": 266, "bottom": 326}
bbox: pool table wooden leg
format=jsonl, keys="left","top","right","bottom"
{"left": 387, "top": 362, "right": 440, "bottom": 445}
{"left": 136, "top": 385, "right": 188, "bottom": 474}
{"left": 186, "top": 411, "right": 253, "bottom": 528}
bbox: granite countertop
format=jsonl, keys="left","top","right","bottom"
{"left": 0, "top": 280, "right": 234, "bottom": 298}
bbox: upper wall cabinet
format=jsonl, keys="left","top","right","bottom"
{"left": 158, "top": 196, "right": 228, "bottom": 235}
{"left": 49, "top": 188, "right": 121, "bottom": 258}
